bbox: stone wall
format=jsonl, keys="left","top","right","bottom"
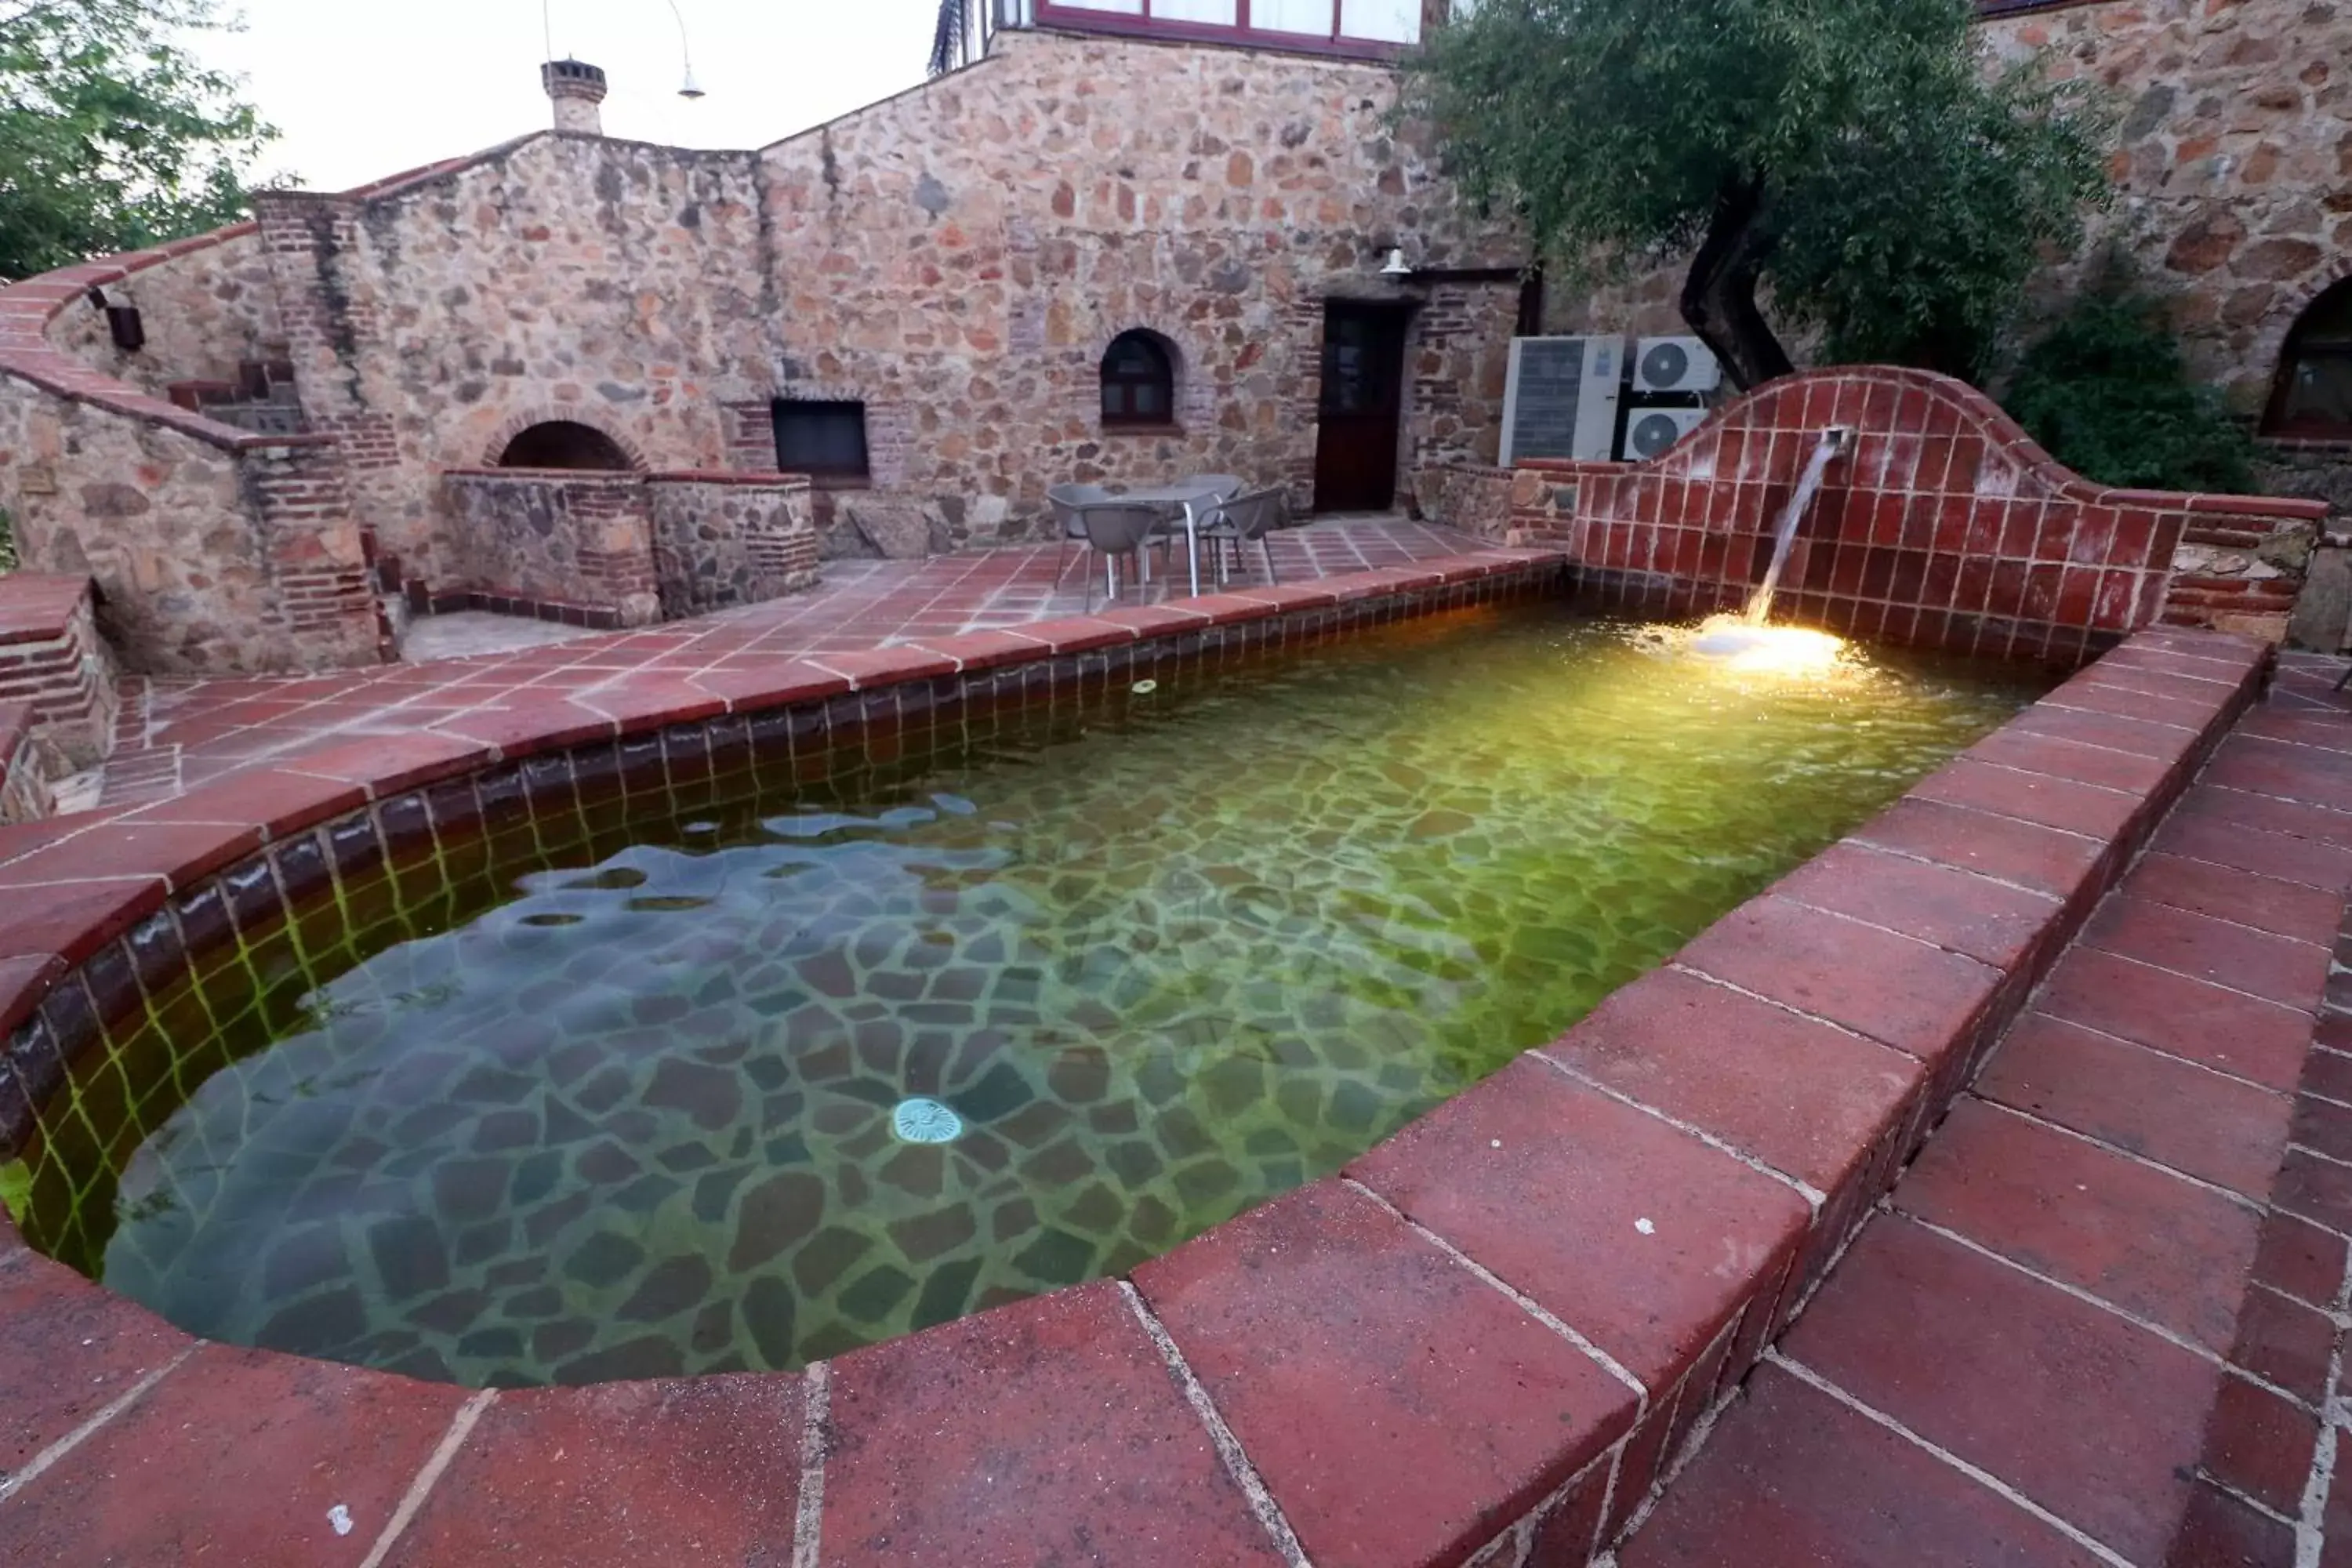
{"left": 1507, "top": 365, "right": 2328, "bottom": 656}
{"left": 439, "top": 470, "right": 662, "bottom": 626}
{"left": 2260, "top": 440, "right": 2352, "bottom": 517}
{"left": 757, "top": 27, "right": 1527, "bottom": 540}
{"left": 1553, "top": 0, "right": 2352, "bottom": 421}
{"left": 0, "top": 378, "right": 378, "bottom": 673}
{"left": 1410, "top": 461, "right": 1515, "bottom": 540}
{"left": 255, "top": 134, "right": 772, "bottom": 589}
{"left": 2266, "top": 440, "right": 2352, "bottom": 650}
{"left": 42, "top": 225, "right": 285, "bottom": 400}
{"left": 645, "top": 474, "right": 819, "bottom": 615}
{"left": 1983, "top": 0, "right": 2350, "bottom": 416}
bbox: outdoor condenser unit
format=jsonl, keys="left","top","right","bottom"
{"left": 1632, "top": 336, "right": 1723, "bottom": 395}
{"left": 1621, "top": 405, "right": 1711, "bottom": 462}
{"left": 1500, "top": 335, "right": 1624, "bottom": 465}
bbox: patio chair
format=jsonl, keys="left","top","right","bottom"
{"left": 1195, "top": 486, "right": 1287, "bottom": 586}
{"left": 1164, "top": 474, "right": 1246, "bottom": 543}
{"left": 1047, "top": 483, "right": 1110, "bottom": 583}
{"left": 1181, "top": 474, "right": 1246, "bottom": 502}
{"left": 1074, "top": 501, "right": 1170, "bottom": 611}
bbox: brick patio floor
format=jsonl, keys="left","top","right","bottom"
{"left": 94, "top": 517, "right": 1475, "bottom": 810}
{"left": 1621, "top": 647, "right": 2352, "bottom": 1568}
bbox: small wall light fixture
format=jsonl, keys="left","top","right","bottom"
{"left": 1379, "top": 248, "right": 1414, "bottom": 278}
{"left": 665, "top": 0, "right": 706, "bottom": 98}
{"left": 84, "top": 286, "right": 144, "bottom": 351}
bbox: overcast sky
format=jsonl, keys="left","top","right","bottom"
{"left": 198, "top": 1, "right": 946, "bottom": 191}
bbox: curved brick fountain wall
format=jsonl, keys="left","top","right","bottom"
{"left": 1508, "top": 366, "right": 2330, "bottom": 656}
{"left": 0, "top": 546, "right": 2278, "bottom": 1565}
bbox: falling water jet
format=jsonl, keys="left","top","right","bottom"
{"left": 1747, "top": 425, "right": 1854, "bottom": 626}
{"left": 1686, "top": 425, "right": 1854, "bottom": 664}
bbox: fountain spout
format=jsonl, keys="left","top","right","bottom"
{"left": 1744, "top": 426, "right": 1853, "bottom": 627}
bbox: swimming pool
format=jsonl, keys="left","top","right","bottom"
{"left": 5, "top": 601, "right": 2048, "bottom": 1386}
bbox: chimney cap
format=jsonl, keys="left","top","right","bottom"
{"left": 541, "top": 58, "right": 609, "bottom": 102}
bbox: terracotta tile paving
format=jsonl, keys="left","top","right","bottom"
{"left": 1625, "top": 654, "right": 2352, "bottom": 1568}
{"left": 93, "top": 517, "right": 1476, "bottom": 811}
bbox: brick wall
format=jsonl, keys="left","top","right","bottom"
{"left": 644, "top": 473, "right": 819, "bottom": 615}
{"left": 246, "top": 444, "right": 383, "bottom": 665}
{"left": 1508, "top": 366, "right": 2329, "bottom": 659}
{"left": 0, "top": 575, "right": 117, "bottom": 776}
{"left": 439, "top": 470, "right": 662, "bottom": 627}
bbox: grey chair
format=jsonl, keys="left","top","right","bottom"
{"left": 1196, "top": 486, "right": 1286, "bottom": 586}
{"left": 1047, "top": 483, "right": 1110, "bottom": 583}
{"left": 1074, "top": 501, "right": 1169, "bottom": 611}
{"left": 1181, "top": 474, "right": 1246, "bottom": 502}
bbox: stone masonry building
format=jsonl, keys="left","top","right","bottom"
{"left": 0, "top": 0, "right": 2343, "bottom": 676}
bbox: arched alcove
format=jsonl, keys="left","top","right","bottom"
{"left": 496, "top": 420, "right": 637, "bottom": 470}
{"left": 2265, "top": 278, "right": 2352, "bottom": 439}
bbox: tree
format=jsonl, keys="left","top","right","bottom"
{"left": 1404, "top": 0, "right": 2112, "bottom": 388}
{"left": 2004, "top": 260, "right": 2256, "bottom": 494}
{"left": 0, "top": 0, "right": 278, "bottom": 283}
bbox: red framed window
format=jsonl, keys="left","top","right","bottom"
{"left": 1033, "top": 0, "right": 1430, "bottom": 56}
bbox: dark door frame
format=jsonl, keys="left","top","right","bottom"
{"left": 1312, "top": 298, "right": 1416, "bottom": 514}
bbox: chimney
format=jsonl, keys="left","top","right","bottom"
{"left": 542, "top": 59, "right": 608, "bottom": 136}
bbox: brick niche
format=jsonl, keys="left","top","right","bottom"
{"left": 435, "top": 469, "right": 817, "bottom": 630}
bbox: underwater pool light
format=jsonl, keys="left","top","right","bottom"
{"left": 891, "top": 1098, "right": 966, "bottom": 1144}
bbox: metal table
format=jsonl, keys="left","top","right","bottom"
{"left": 1116, "top": 483, "right": 1229, "bottom": 598}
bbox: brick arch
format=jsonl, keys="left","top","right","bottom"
{"left": 481, "top": 404, "right": 650, "bottom": 471}
{"left": 1088, "top": 319, "right": 1214, "bottom": 430}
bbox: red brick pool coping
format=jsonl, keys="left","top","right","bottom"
{"left": 0, "top": 554, "right": 2276, "bottom": 1565}
{"left": 1624, "top": 662, "right": 2352, "bottom": 1565}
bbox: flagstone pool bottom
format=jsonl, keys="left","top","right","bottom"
{"left": 9, "top": 604, "right": 2048, "bottom": 1388}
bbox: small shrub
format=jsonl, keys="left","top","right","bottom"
{"left": 2004, "top": 272, "right": 2256, "bottom": 494}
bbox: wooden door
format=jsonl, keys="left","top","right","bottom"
{"left": 1312, "top": 301, "right": 1410, "bottom": 513}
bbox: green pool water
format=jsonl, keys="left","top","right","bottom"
{"left": 10, "top": 604, "right": 2048, "bottom": 1386}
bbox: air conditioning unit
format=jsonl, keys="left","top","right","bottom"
{"left": 1632, "top": 336, "right": 1722, "bottom": 395}
{"left": 1500, "top": 336, "right": 1624, "bottom": 465}
{"left": 1621, "top": 405, "right": 1710, "bottom": 463}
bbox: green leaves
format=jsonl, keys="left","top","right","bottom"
{"left": 0, "top": 0, "right": 280, "bottom": 282}
{"left": 1405, "top": 0, "right": 2112, "bottom": 386}
{"left": 2004, "top": 261, "right": 2256, "bottom": 493}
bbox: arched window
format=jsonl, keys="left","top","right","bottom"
{"left": 496, "top": 420, "right": 634, "bottom": 470}
{"left": 2266, "top": 280, "right": 2352, "bottom": 439}
{"left": 1101, "top": 331, "right": 1176, "bottom": 427}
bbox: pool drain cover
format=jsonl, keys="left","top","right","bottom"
{"left": 891, "top": 1098, "right": 965, "bottom": 1144}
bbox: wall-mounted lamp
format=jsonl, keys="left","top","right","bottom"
{"left": 84, "top": 286, "right": 144, "bottom": 352}
{"left": 664, "top": 0, "right": 705, "bottom": 98}
{"left": 1379, "top": 248, "right": 1414, "bottom": 278}
{"left": 543, "top": 1, "right": 705, "bottom": 99}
